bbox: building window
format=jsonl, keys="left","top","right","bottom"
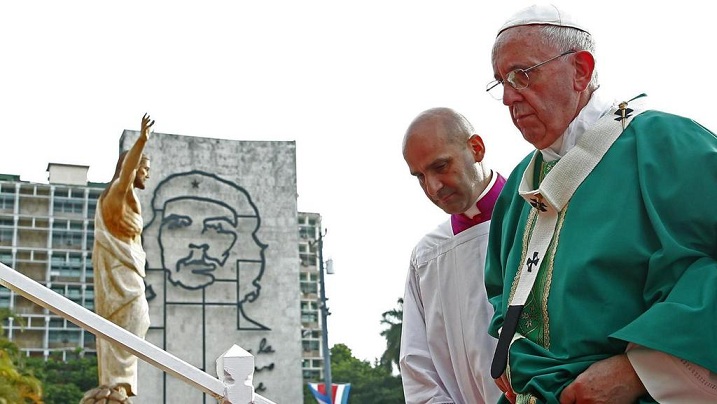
{"left": 84, "top": 287, "right": 94, "bottom": 310}
{"left": 48, "top": 329, "right": 81, "bottom": 345}
{"left": 299, "top": 225, "right": 316, "bottom": 240}
{"left": 301, "top": 301, "right": 319, "bottom": 324}
{"left": 302, "top": 358, "right": 322, "bottom": 369}
{"left": 302, "top": 329, "right": 321, "bottom": 340}
{"left": 86, "top": 222, "right": 95, "bottom": 247}
{"left": 51, "top": 286, "right": 65, "bottom": 296}
{"left": 66, "top": 286, "right": 82, "bottom": 304}
{"left": 0, "top": 252, "right": 12, "bottom": 265}
{"left": 52, "top": 221, "right": 83, "bottom": 248}
{"left": 302, "top": 340, "right": 320, "bottom": 353}
{"left": 84, "top": 332, "right": 95, "bottom": 349}
{"left": 86, "top": 255, "right": 94, "bottom": 281}
{"left": 300, "top": 281, "right": 318, "bottom": 295}
{"left": 51, "top": 253, "right": 82, "bottom": 279}
{"left": 0, "top": 228, "right": 12, "bottom": 244}
{"left": 300, "top": 252, "right": 316, "bottom": 267}
{"left": 301, "top": 312, "right": 318, "bottom": 324}
{"left": 0, "top": 218, "right": 13, "bottom": 244}
{"left": 0, "top": 287, "right": 10, "bottom": 308}
{"left": 0, "top": 193, "right": 14, "bottom": 211}
{"left": 302, "top": 356, "right": 323, "bottom": 380}
{"left": 87, "top": 198, "right": 98, "bottom": 218}
{"left": 48, "top": 317, "right": 65, "bottom": 329}
{"left": 302, "top": 369, "right": 321, "bottom": 380}
{"left": 53, "top": 197, "right": 84, "bottom": 214}
{"left": 300, "top": 272, "right": 318, "bottom": 294}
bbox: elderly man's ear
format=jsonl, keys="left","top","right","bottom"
{"left": 573, "top": 50, "right": 595, "bottom": 91}
{"left": 468, "top": 134, "right": 486, "bottom": 162}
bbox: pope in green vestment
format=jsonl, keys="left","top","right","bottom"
{"left": 485, "top": 108, "right": 717, "bottom": 403}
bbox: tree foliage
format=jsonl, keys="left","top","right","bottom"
{"left": 379, "top": 298, "right": 403, "bottom": 373}
{"left": 0, "top": 308, "right": 43, "bottom": 404}
{"left": 331, "top": 344, "right": 404, "bottom": 403}
{"left": 1, "top": 306, "right": 97, "bottom": 404}
{"left": 25, "top": 352, "right": 98, "bottom": 404}
{"left": 303, "top": 297, "right": 406, "bottom": 403}
{"left": 304, "top": 343, "right": 404, "bottom": 404}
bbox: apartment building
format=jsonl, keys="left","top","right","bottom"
{"left": 0, "top": 164, "right": 102, "bottom": 360}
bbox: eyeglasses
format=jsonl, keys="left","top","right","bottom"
{"left": 486, "top": 50, "right": 576, "bottom": 100}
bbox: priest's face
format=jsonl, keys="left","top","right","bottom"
{"left": 492, "top": 26, "right": 581, "bottom": 150}
{"left": 404, "top": 120, "right": 482, "bottom": 214}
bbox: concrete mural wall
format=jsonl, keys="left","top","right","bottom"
{"left": 120, "top": 131, "right": 302, "bottom": 404}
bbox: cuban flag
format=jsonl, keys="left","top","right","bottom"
{"left": 308, "top": 382, "right": 351, "bottom": 404}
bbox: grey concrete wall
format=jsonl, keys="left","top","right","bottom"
{"left": 120, "top": 131, "right": 302, "bottom": 404}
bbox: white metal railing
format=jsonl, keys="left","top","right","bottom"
{"left": 0, "top": 262, "right": 275, "bottom": 404}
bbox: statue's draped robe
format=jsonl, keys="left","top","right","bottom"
{"left": 93, "top": 196, "right": 149, "bottom": 396}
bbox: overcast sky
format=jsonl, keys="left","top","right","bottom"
{"left": 2, "top": 1, "right": 715, "bottom": 364}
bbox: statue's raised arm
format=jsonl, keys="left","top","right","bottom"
{"left": 101, "top": 114, "right": 154, "bottom": 242}
{"left": 115, "top": 113, "right": 154, "bottom": 196}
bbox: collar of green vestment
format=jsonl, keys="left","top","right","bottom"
{"left": 518, "top": 94, "right": 647, "bottom": 213}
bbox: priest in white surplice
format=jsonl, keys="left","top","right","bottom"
{"left": 400, "top": 107, "right": 504, "bottom": 404}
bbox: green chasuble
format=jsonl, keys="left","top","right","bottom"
{"left": 485, "top": 110, "right": 717, "bottom": 404}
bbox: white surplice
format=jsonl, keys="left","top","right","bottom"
{"left": 400, "top": 220, "right": 501, "bottom": 404}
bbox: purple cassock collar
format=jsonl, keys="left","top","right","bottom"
{"left": 450, "top": 173, "right": 506, "bottom": 235}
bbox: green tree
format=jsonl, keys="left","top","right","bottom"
{"left": 0, "top": 308, "right": 43, "bottom": 404}
{"left": 304, "top": 343, "right": 405, "bottom": 403}
{"left": 25, "top": 350, "right": 98, "bottom": 404}
{"left": 303, "top": 297, "right": 407, "bottom": 404}
{"left": 2, "top": 308, "right": 97, "bottom": 404}
{"left": 379, "top": 298, "right": 403, "bottom": 373}
{"left": 331, "top": 344, "right": 403, "bottom": 403}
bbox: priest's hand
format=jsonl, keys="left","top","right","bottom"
{"left": 559, "top": 354, "right": 646, "bottom": 403}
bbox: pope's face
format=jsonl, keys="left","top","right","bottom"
{"left": 493, "top": 26, "right": 580, "bottom": 150}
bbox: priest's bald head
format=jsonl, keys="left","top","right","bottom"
{"left": 403, "top": 107, "right": 491, "bottom": 215}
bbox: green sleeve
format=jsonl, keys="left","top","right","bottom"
{"left": 611, "top": 111, "right": 717, "bottom": 373}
